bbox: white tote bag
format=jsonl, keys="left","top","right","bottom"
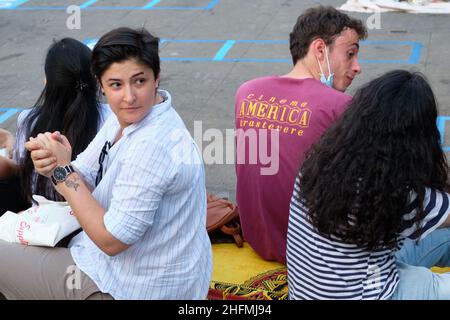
{"left": 0, "top": 195, "right": 80, "bottom": 247}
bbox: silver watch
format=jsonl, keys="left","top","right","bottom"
{"left": 51, "top": 165, "right": 75, "bottom": 186}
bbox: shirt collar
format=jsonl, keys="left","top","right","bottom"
{"left": 121, "top": 89, "right": 172, "bottom": 136}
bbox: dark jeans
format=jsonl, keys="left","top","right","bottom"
{"left": 0, "top": 175, "right": 30, "bottom": 216}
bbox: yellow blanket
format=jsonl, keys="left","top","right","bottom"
{"left": 208, "top": 243, "right": 450, "bottom": 300}
{"left": 209, "top": 243, "right": 287, "bottom": 300}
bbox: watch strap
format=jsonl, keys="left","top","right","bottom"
{"left": 51, "top": 175, "right": 57, "bottom": 186}
{"left": 65, "top": 164, "right": 75, "bottom": 175}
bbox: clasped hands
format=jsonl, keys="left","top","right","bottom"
{"left": 24, "top": 131, "right": 73, "bottom": 178}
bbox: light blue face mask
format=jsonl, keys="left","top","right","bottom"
{"left": 317, "top": 46, "right": 334, "bottom": 88}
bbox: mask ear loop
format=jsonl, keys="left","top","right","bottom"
{"left": 316, "top": 55, "right": 326, "bottom": 79}
{"left": 324, "top": 46, "right": 333, "bottom": 79}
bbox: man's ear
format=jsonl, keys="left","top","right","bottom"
{"left": 310, "top": 38, "right": 326, "bottom": 60}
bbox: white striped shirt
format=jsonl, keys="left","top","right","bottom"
{"left": 69, "top": 90, "right": 212, "bottom": 299}
{"left": 287, "top": 176, "right": 450, "bottom": 300}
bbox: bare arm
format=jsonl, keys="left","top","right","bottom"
{"left": 27, "top": 132, "right": 129, "bottom": 256}
{"left": 55, "top": 171, "right": 129, "bottom": 256}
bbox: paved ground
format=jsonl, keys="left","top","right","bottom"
{"left": 1, "top": 0, "right": 450, "bottom": 200}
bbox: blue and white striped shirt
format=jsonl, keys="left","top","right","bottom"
{"left": 69, "top": 90, "right": 212, "bottom": 299}
{"left": 287, "top": 176, "right": 450, "bottom": 300}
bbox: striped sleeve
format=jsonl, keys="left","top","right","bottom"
{"left": 401, "top": 188, "right": 450, "bottom": 240}
{"left": 103, "top": 139, "right": 176, "bottom": 245}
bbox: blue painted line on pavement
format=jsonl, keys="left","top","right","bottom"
{"left": 223, "top": 58, "right": 291, "bottom": 63}
{"left": 0, "top": 108, "right": 21, "bottom": 124}
{"left": 161, "top": 39, "right": 225, "bottom": 43}
{"left": 205, "top": 0, "right": 221, "bottom": 10}
{"left": 84, "top": 6, "right": 141, "bottom": 11}
{"left": 409, "top": 42, "right": 423, "bottom": 64}
{"left": 213, "top": 40, "right": 236, "bottom": 61}
{"left": 0, "top": 0, "right": 28, "bottom": 9}
{"left": 148, "top": 6, "right": 210, "bottom": 10}
{"left": 161, "top": 58, "right": 290, "bottom": 63}
{"left": 11, "top": 6, "right": 65, "bottom": 10}
{"left": 83, "top": 38, "right": 423, "bottom": 64}
{"left": 142, "top": 0, "right": 161, "bottom": 9}
{"left": 161, "top": 57, "right": 215, "bottom": 62}
{"left": 362, "top": 40, "right": 423, "bottom": 65}
{"left": 79, "top": 0, "right": 97, "bottom": 9}
{"left": 85, "top": 6, "right": 207, "bottom": 10}
{"left": 437, "top": 116, "right": 450, "bottom": 151}
{"left": 359, "top": 59, "right": 407, "bottom": 64}
{"left": 4, "top": 0, "right": 221, "bottom": 11}
{"left": 236, "top": 40, "right": 288, "bottom": 44}
{"left": 84, "top": 38, "right": 97, "bottom": 50}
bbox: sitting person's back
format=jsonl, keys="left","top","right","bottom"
{"left": 287, "top": 70, "right": 450, "bottom": 300}
{"left": 235, "top": 6, "right": 367, "bottom": 263}
{"left": 0, "top": 37, "right": 110, "bottom": 215}
{"left": 235, "top": 77, "right": 352, "bottom": 263}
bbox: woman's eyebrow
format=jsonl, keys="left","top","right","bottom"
{"left": 131, "top": 71, "right": 144, "bottom": 78}
{"left": 107, "top": 72, "right": 145, "bottom": 82}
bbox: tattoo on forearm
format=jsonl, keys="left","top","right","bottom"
{"left": 65, "top": 177, "right": 80, "bottom": 191}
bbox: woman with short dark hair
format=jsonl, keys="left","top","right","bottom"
{"left": 0, "top": 27, "right": 212, "bottom": 300}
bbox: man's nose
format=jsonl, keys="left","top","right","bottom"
{"left": 353, "top": 59, "right": 362, "bottom": 75}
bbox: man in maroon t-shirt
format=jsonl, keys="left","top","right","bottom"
{"left": 235, "top": 6, "right": 367, "bottom": 264}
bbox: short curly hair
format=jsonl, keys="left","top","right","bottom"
{"left": 289, "top": 6, "right": 367, "bottom": 65}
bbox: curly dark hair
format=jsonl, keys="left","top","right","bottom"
{"left": 289, "top": 6, "right": 367, "bottom": 65}
{"left": 297, "top": 70, "right": 450, "bottom": 250}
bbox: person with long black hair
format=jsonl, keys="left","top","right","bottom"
{"left": 0, "top": 38, "right": 110, "bottom": 215}
{"left": 287, "top": 70, "right": 450, "bottom": 300}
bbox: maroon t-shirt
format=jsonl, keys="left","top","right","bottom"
{"left": 235, "top": 76, "right": 352, "bottom": 263}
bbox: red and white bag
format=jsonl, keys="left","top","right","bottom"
{"left": 0, "top": 195, "right": 80, "bottom": 247}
